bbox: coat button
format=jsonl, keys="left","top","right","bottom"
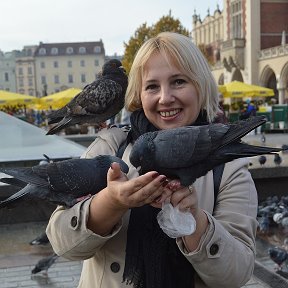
{"left": 110, "top": 262, "right": 120, "bottom": 273}
{"left": 209, "top": 243, "right": 219, "bottom": 255}
{"left": 70, "top": 216, "right": 78, "bottom": 228}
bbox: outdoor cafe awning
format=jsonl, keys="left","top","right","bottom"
{"left": 0, "top": 90, "right": 38, "bottom": 107}
{"left": 39, "top": 88, "right": 81, "bottom": 109}
{"left": 218, "top": 81, "right": 274, "bottom": 98}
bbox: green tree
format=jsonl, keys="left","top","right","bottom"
{"left": 122, "top": 13, "right": 190, "bottom": 74}
{"left": 122, "top": 23, "right": 152, "bottom": 74}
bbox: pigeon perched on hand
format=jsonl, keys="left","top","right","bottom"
{"left": 130, "top": 116, "right": 284, "bottom": 186}
{"left": 46, "top": 59, "right": 128, "bottom": 135}
{"left": 0, "top": 155, "right": 129, "bottom": 208}
{"left": 31, "top": 253, "right": 59, "bottom": 276}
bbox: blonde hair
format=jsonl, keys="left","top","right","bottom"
{"left": 125, "top": 32, "right": 219, "bottom": 122}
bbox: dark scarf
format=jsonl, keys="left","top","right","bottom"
{"left": 122, "top": 109, "right": 209, "bottom": 288}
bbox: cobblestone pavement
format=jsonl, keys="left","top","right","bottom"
{"left": 0, "top": 222, "right": 287, "bottom": 288}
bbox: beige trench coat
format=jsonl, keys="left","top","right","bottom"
{"left": 46, "top": 127, "right": 258, "bottom": 288}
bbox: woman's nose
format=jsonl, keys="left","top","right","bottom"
{"left": 159, "top": 86, "right": 175, "bottom": 104}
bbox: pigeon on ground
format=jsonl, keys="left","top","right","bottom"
{"left": 0, "top": 155, "right": 129, "bottom": 208}
{"left": 274, "top": 153, "right": 282, "bottom": 166}
{"left": 130, "top": 116, "right": 284, "bottom": 186}
{"left": 46, "top": 59, "right": 128, "bottom": 135}
{"left": 261, "top": 132, "right": 266, "bottom": 144}
{"left": 31, "top": 253, "right": 59, "bottom": 276}
{"left": 268, "top": 247, "right": 288, "bottom": 271}
{"left": 30, "top": 232, "right": 50, "bottom": 246}
{"left": 282, "top": 144, "right": 288, "bottom": 154}
{"left": 258, "top": 155, "right": 267, "bottom": 166}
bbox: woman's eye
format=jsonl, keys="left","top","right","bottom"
{"left": 174, "top": 79, "right": 186, "bottom": 86}
{"left": 145, "top": 84, "right": 158, "bottom": 91}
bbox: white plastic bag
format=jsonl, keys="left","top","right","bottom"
{"left": 157, "top": 200, "right": 196, "bottom": 238}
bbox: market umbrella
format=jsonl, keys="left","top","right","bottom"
{"left": 0, "top": 90, "right": 38, "bottom": 107}
{"left": 39, "top": 88, "right": 82, "bottom": 109}
{"left": 221, "top": 81, "right": 274, "bottom": 98}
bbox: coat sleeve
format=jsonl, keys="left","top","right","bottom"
{"left": 177, "top": 158, "right": 258, "bottom": 288}
{"left": 46, "top": 127, "right": 128, "bottom": 260}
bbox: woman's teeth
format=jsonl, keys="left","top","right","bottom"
{"left": 159, "top": 109, "right": 180, "bottom": 117}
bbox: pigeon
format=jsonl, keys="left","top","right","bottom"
{"left": 258, "top": 214, "right": 270, "bottom": 233}
{"left": 258, "top": 155, "right": 267, "bottom": 166}
{"left": 31, "top": 253, "right": 59, "bottom": 276}
{"left": 268, "top": 247, "right": 288, "bottom": 271}
{"left": 30, "top": 232, "right": 50, "bottom": 246}
{"left": 274, "top": 153, "right": 282, "bottom": 166}
{"left": 46, "top": 59, "right": 128, "bottom": 135}
{"left": 282, "top": 144, "right": 288, "bottom": 154}
{"left": 261, "top": 132, "right": 266, "bottom": 144}
{"left": 130, "top": 116, "right": 284, "bottom": 186}
{"left": 0, "top": 155, "right": 129, "bottom": 208}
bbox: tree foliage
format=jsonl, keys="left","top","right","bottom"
{"left": 122, "top": 13, "right": 190, "bottom": 74}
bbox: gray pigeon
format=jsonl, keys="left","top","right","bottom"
{"left": 31, "top": 253, "right": 59, "bottom": 275}
{"left": 30, "top": 232, "right": 50, "bottom": 246}
{"left": 0, "top": 155, "right": 129, "bottom": 208}
{"left": 268, "top": 247, "right": 288, "bottom": 271}
{"left": 130, "top": 116, "right": 284, "bottom": 186}
{"left": 46, "top": 59, "right": 128, "bottom": 135}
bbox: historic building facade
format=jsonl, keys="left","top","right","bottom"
{"left": 0, "top": 40, "right": 105, "bottom": 97}
{"left": 192, "top": 0, "right": 288, "bottom": 103}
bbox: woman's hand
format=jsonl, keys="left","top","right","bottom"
{"left": 87, "top": 162, "right": 170, "bottom": 235}
{"left": 105, "top": 162, "right": 170, "bottom": 209}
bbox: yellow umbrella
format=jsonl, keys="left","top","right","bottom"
{"left": 0, "top": 90, "right": 38, "bottom": 107}
{"left": 218, "top": 85, "right": 226, "bottom": 94}
{"left": 40, "top": 88, "right": 82, "bottom": 109}
{"left": 221, "top": 81, "right": 274, "bottom": 98}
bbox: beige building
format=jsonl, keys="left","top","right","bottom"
{"left": 15, "top": 45, "right": 38, "bottom": 96}
{"left": 33, "top": 41, "right": 105, "bottom": 97}
{"left": 192, "top": 0, "right": 288, "bottom": 104}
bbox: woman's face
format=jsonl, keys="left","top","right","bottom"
{"left": 140, "top": 53, "right": 200, "bottom": 130}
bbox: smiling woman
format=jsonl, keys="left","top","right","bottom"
{"left": 47, "top": 32, "right": 258, "bottom": 288}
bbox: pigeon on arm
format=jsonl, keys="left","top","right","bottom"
{"left": 46, "top": 59, "right": 128, "bottom": 135}
{"left": 129, "top": 116, "right": 284, "bottom": 186}
{"left": 0, "top": 155, "right": 129, "bottom": 208}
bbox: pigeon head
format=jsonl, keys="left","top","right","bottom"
{"left": 103, "top": 59, "right": 126, "bottom": 75}
{"left": 130, "top": 132, "right": 156, "bottom": 174}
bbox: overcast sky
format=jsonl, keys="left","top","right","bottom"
{"left": 0, "top": 0, "right": 222, "bottom": 56}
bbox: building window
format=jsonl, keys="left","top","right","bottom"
{"left": 41, "top": 76, "right": 46, "bottom": 85}
{"left": 80, "top": 60, "right": 85, "bottom": 67}
{"left": 51, "top": 47, "right": 58, "bottom": 55}
{"left": 19, "top": 78, "right": 24, "bottom": 87}
{"left": 230, "top": 0, "right": 242, "bottom": 39}
{"left": 67, "top": 60, "right": 72, "bottom": 67}
{"left": 81, "top": 74, "right": 86, "bottom": 83}
{"left": 28, "top": 67, "right": 33, "bottom": 75}
{"left": 40, "top": 62, "right": 45, "bottom": 68}
{"left": 94, "top": 59, "right": 99, "bottom": 66}
{"left": 68, "top": 74, "right": 73, "bottom": 83}
{"left": 28, "top": 77, "right": 33, "bottom": 87}
{"left": 4, "top": 72, "right": 9, "bottom": 81}
{"left": 94, "top": 46, "right": 101, "bottom": 53}
{"left": 39, "top": 48, "right": 46, "bottom": 55}
{"left": 54, "top": 61, "right": 59, "bottom": 68}
{"left": 66, "top": 47, "right": 74, "bottom": 54}
{"left": 54, "top": 75, "right": 59, "bottom": 84}
{"left": 79, "top": 47, "right": 86, "bottom": 54}
{"left": 18, "top": 67, "right": 23, "bottom": 75}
